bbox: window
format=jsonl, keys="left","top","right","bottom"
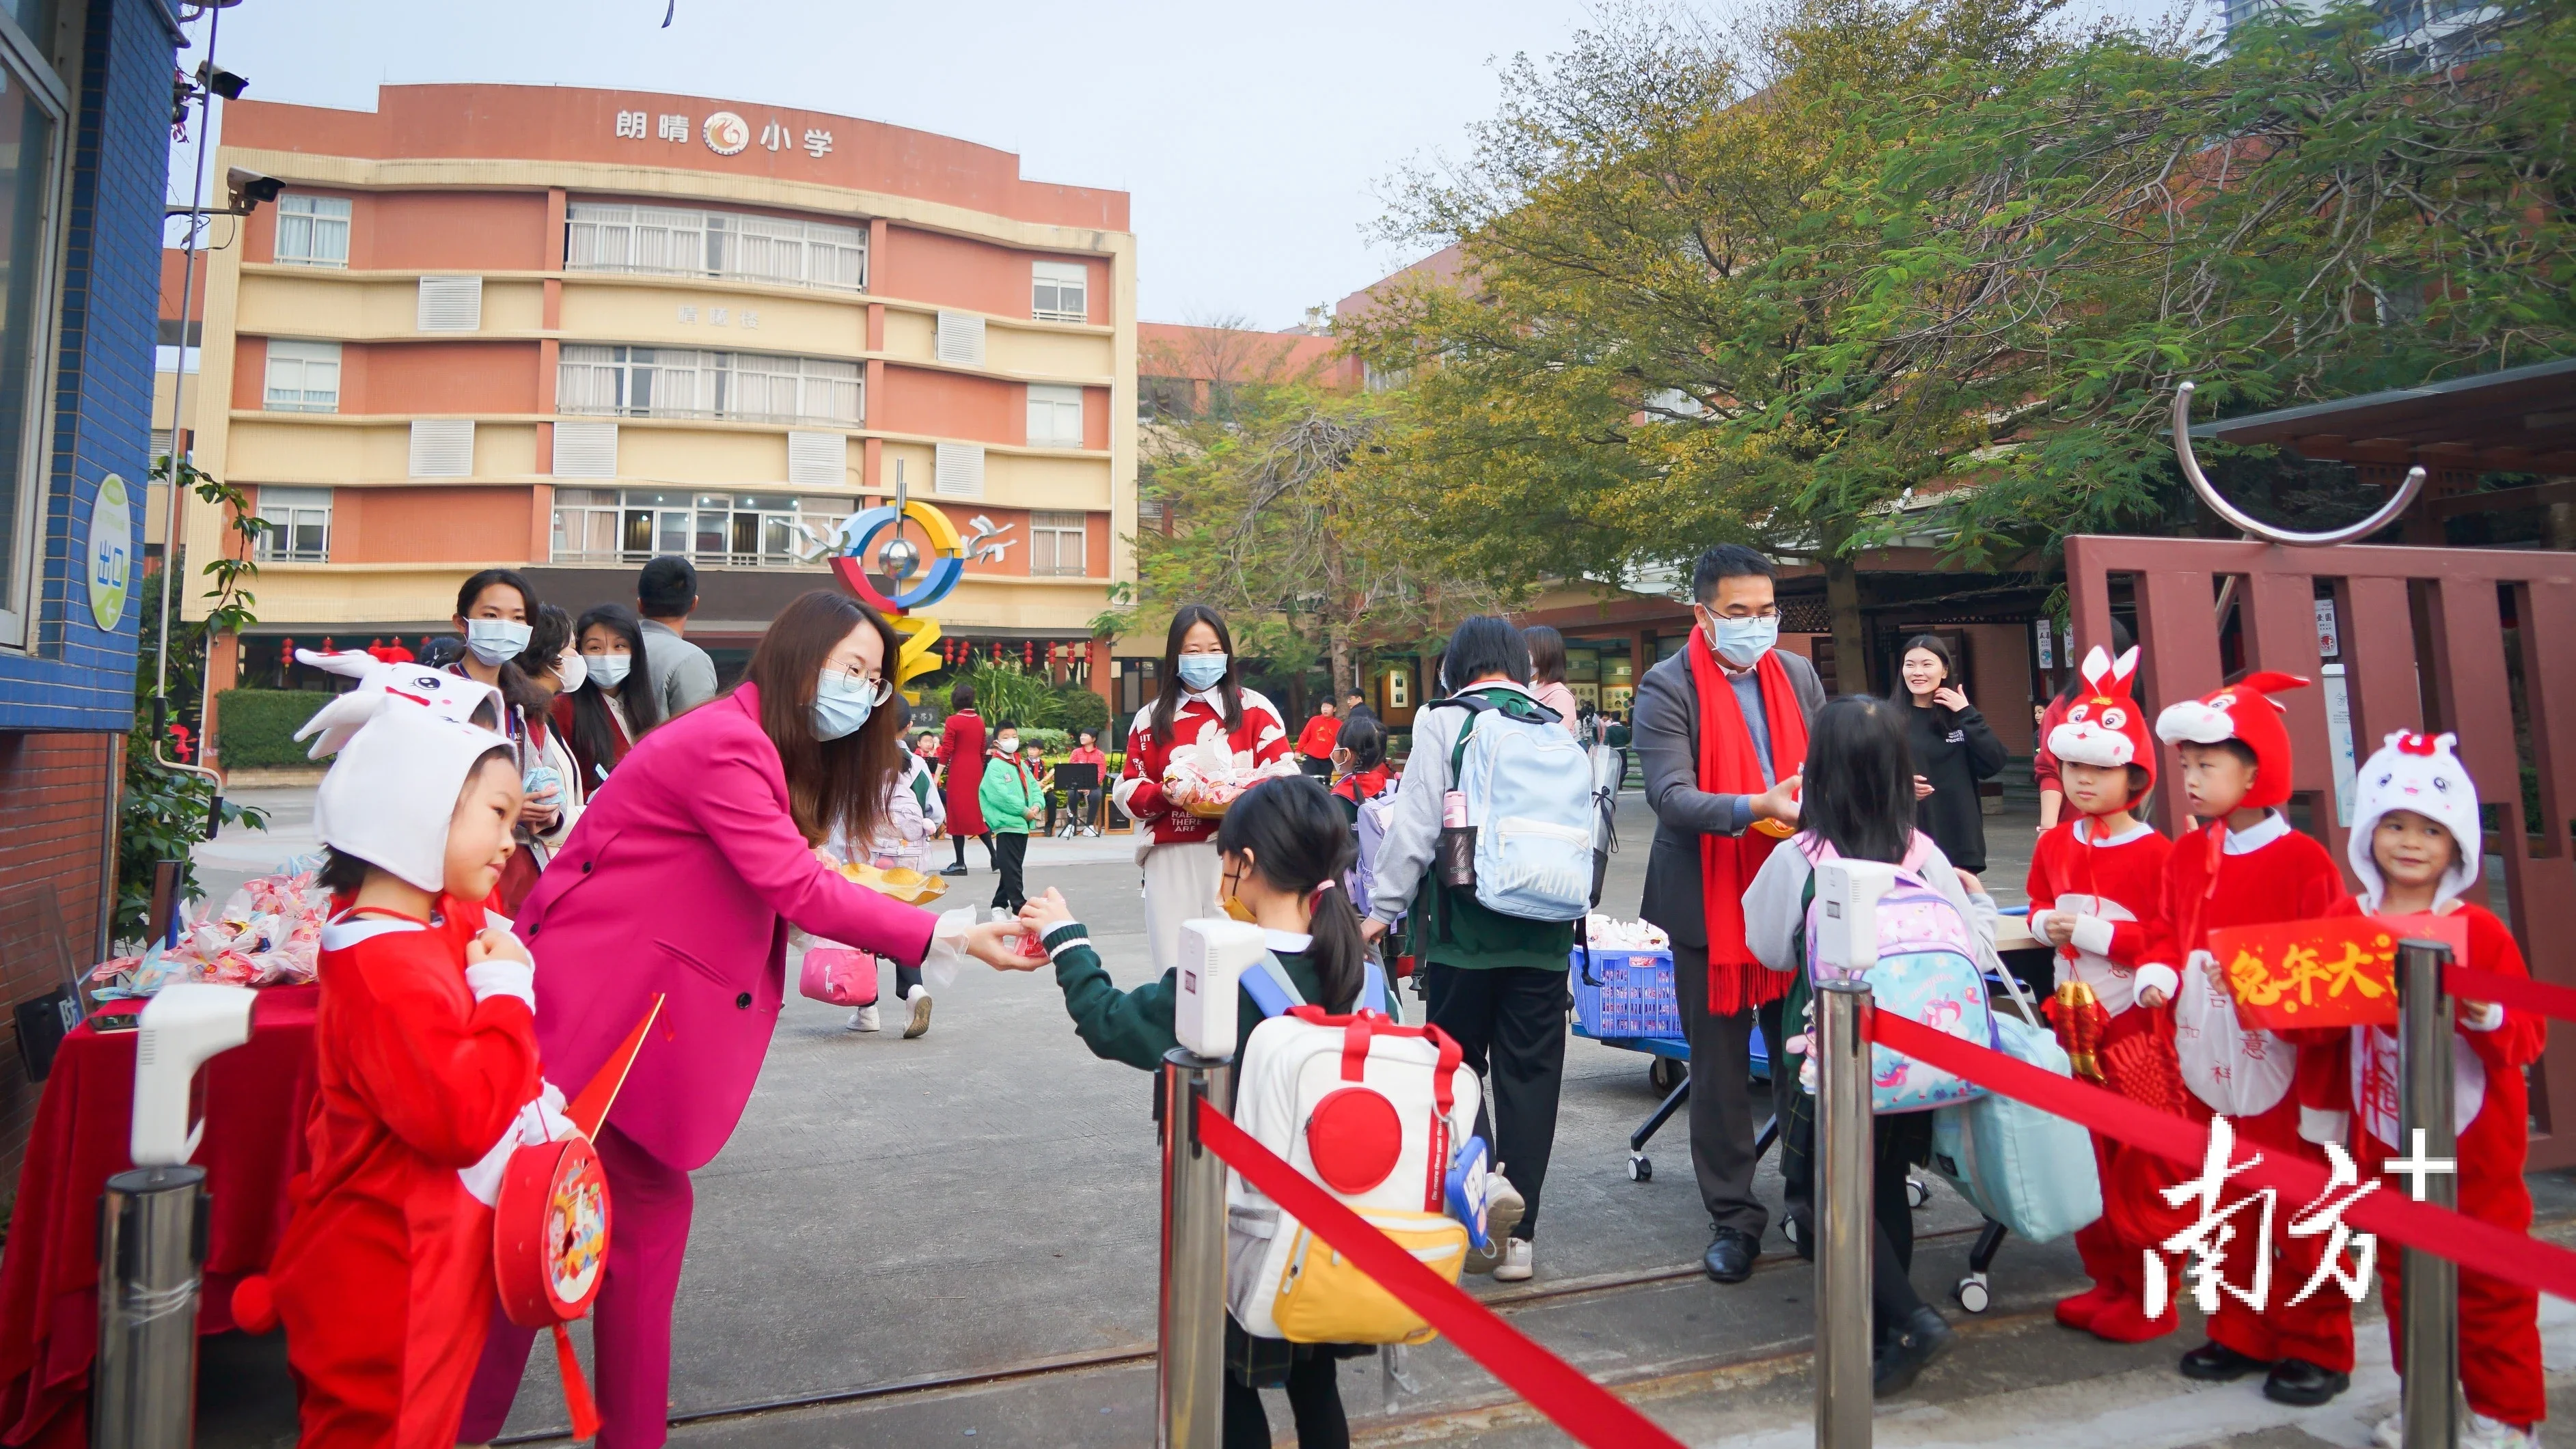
{"left": 564, "top": 204, "right": 866, "bottom": 291}
{"left": 548, "top": 486, "right": 847, "bottom": 568}
{"left": 1027, "top": 385, "right": 1084, "bottom": 447}
{"left": 0, "top": 27, "right": 66, "bottom": 646}
{"left": 1029, "top": 510, "right": 1086, "bottom": 577}
{"left": 1032, "top": 260, "right": 1087, "bottom": 322}
{"left": 933, "top": 442, "right": 984, "bottom": 499}
{"left": 417, "top": 276, "right": 483, "bottom": 332}
{"left": 252, "top": 487, "right": 331, "bottom": 562}
{"left": 557, "top": 345, "right": 860, "bottom": 426}
{"left": 551, "top": 420, "right": 618, "bottom": 478}
{"left": 409, "top": 419, "right": 476, "bottom": 478}
{"left": 262, "top": 340, "right": 341, "bottom": 413}
{"left": 934, "top": 310, "right": 985, "bottom": 366}
{"left": 273, "top": 194, "right": 352, "bottom": 268}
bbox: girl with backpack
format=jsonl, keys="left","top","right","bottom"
{"left": 1011, "top": 776, "right": 1379, "bottom": 1448}
{"left": 1740, "top": 693, "right": 2008, "bottom": 1396}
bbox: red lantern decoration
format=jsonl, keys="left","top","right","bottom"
{"left": 1024, "top": 640, "right": 1034, "bottom": 668}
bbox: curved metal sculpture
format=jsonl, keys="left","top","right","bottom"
{"left": 798, "top": 460, "right": 965, "bottom": 703}
{"left": 2171, "top": 379, "right": 2424, "bottom": 547}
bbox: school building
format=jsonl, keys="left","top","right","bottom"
{"left": 165, "top": 83, "right": 1140, "bottom": 735}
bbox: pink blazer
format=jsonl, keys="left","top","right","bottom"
{"left": 518, "top": 685, "right": 936, "bottom": 1170}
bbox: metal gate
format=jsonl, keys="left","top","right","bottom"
{"left": 2066, "top": 535, "right": 2576, "bottom": 1165}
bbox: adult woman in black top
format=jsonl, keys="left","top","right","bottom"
{"left": 1890, "top": 634, "right": 2005, "bottom": 872}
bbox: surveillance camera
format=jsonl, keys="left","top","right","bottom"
{"left": 196, "top": 63, "right": 247, "bottom": 100}
{"left": 224, "top": 166, "right": 285, "bottom": 213}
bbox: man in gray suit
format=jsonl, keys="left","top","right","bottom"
{"left": 1635, "top": 544, "right": 1824, "bottom": 1285}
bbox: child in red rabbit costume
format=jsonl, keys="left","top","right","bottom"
{"left": 2025, "top": 645, "right": 2184, "bottom": 1344}
{"left": 2314, "top": 732, "right": 2545, "bottom": 1449}
{"left": 2148, "top": 672, "right": 2356, "bottom": 1406}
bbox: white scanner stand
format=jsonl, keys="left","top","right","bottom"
{"left": 1812, "top": 859, "right": 1900, "bottom": 980}
{"left": 98, "top": 982, "right": 257, "bottom": 1449}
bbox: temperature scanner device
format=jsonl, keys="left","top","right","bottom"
{"left": 131, "top": 982, "right": 257, "bottom": 1168}
{"left": 1813, "top": 858, "right": 1900, "bottom": 978}
{"left": 1175, "top": 917, "right": 1268, "bottom": 1059}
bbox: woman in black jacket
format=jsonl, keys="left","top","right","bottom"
{"left": 1889, "top": 635, "right": 2006, "bottom": 872}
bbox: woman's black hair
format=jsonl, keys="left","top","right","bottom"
{"left": 520, "top": 603, "right": 573, "bottom": 675}
{"left": 2053, "top": 616, "right": 2137, "bottom": 704}
{"left": 1439, "top": 615, "right": 1530, "bottom": 692}
{"left": 1800, "top": 695, "right": 1919, "bottom": 866}
{"left": 1522, "top": 624, "right": 1568, "bottom": 687}
{"left": 950, "top": 678, "right": 976, "bottom": 710}
{"left": 454, "top": 568, "right": 550, "bottom": 723}
{"left": 1150, "top": 603, "right": 1243, "bottom": 747}
{"left": 567, "top": 603, "right": 662, "bottom": 773}
{"left": 1334, "top": 713, "right": 1386, "bottom": 771}
{"left": 316, "top": 847, "right": 372, "bottom": 897}
{"left": 1216, "top": 777, "right": 1365, "bottom": 1012}
{"left": 1890, "top": 634, "right": 1964, "bottom": 730}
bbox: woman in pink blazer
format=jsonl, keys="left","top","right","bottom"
{"left": 460, "top": 591, "right": 1028, "bottom": 1449}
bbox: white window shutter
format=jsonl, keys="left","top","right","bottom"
{"left": 786, "top": 430, "right": 845, "bottom": 487}
{"left": 933, "top": 441, "right": 985, "bottom": 499}
{"left": 934, "top": 310, "right": 985, "bottom": 366}
{"left": 417, "top": 276, "right": 484, "bottom": 333}
{"left": 552, "top": 420, "right": 618, "bottom": 478}
{"left": 409, "top": 419, "right": 476, "bottom": 477}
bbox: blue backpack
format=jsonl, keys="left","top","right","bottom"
{"left": 1438, "top": 691, "right": 1595, "bottom": 924}
{"left": 1796, "top": 838, "right": 1996, "bottom": 1115}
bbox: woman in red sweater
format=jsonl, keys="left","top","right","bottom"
{"left": 1111, "top": 605, "right": 1292, "bottom": 973}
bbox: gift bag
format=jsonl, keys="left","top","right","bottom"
{"left": 2171, "top": 961, "right": 2293, "bottom": 1117}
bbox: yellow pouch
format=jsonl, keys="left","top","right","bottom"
{"left": 1270, "top": 1209, "right": 1468, "bottom": 1345}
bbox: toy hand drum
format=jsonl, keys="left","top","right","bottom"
{"left": 494, "top": 1131, "right": 610, "bottom": 1327}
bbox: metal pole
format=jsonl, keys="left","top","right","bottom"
{"left": 1157, "top": 1048, "right": 1233, "bottom": 1449}
{"left": 93, "top": 1165, "right": 208, "bottom": 1449}
{"left": 2397, "top": 939, "right": 2459, "bottom": 1449}
{"left": 1814, "top": 980, "right": 1874, "bottom": 1449}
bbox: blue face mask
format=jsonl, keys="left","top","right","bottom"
{"left": 464, "top": 618, "right": 533, "bottom": 666}
{"left": 1175, "top": 653, "right": 1229, "bottom": 692}
{"left": 811, "top": 670, "right": 887, "bottom": 741}
{"left": 1703, "top": 611, "right": 1779, "bottom": 669}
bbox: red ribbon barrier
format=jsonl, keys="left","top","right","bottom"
{"left": 1193, "top": 1100, "right": 1688, "bottom": 1449}
{"left": 1867, "top": 1011, "right": 2576, "bottom": 1303}
{"left": 2448, "top": 963, "right": 2576, "bottom": 1028}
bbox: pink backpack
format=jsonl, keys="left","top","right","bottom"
{"left": 798, "top": 948, "right": 881, "bottom": 1008}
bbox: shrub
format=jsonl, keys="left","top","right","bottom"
{"left": 1050, "top": 683, "right": 1110, "bottom": 737}
{"left": 213, "top": 688, "right": 333, "bottom": 769}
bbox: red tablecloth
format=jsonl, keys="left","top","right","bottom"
{"left": 0, "top": 986, "right": 319, "bottom": 1446}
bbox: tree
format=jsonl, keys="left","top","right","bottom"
{"left": 1342, "top": 0, "right": 2573, "bottom": 679}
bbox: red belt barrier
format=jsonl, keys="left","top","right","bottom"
{"left": 1867, "top": 1011, "right": 2576, "bottom": 1303}
{"left": 1193, "top": 1100, "right": 1687, "bottom": 1449}
{"left": 2448, "top": 963, "right": 2576, "bottom": 1027}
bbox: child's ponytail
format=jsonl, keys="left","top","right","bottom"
{"left": 1216, "top": 776, "right": 1366, "bottom": 1011}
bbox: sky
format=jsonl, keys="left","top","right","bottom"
{"left": 167, "top": 0, "right": 2198, "bottom": 331}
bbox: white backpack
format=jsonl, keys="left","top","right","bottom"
{"left": 1226, "top": 959, "right": 1486, "bottom": 1344}
{"left": 1440, "top": 691, "right": 1595, "bottom": 922}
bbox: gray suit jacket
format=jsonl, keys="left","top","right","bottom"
{"left": 1635, "top": 646, "right": 1826, "bottom": 948}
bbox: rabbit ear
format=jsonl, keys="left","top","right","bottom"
{"left": 2079, "top": 646, "right": 2111, "bottom": 691}
{"left": 295, "top": 648, "right": 384, "bottom": 681}
{"left": 2111, "top": 646, "right": 2141, "bottom": 691}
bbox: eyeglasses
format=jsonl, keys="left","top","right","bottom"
{"left": 824, "top": 667, "right": 894, "bottom": 705}
{"left": 1698, "top": 603, "right": 1783, "bottom": 621}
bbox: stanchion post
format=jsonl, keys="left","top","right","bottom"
{"left": 1814, "top": 980, "right": 1874, "bottom": 1449}
{"left": 93, "top": 1165, "right": 208, "bottom": 1449}
{"left": 1159, "top": 1049, "right": 1234, "bottom": 1449}
{"left": 2396, "top": 939, "right": 2459, "bottom": 1449}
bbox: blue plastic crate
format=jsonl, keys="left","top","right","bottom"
{"left": 1571, "top": 948, "right": 1680, "bottom": 1040}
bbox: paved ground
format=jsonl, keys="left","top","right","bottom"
{"left": 181, "top": 780, "right": 2576, "bottom": 1448}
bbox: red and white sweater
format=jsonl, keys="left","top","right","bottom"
{"left": 1113, "top": 687, "right": 1291, "bottom": 847}
{"left": 2025, "top": 815, "right": 2175, "bottom": 1014}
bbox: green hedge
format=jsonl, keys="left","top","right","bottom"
{"left": 214, "top": 688, "right": 331, "bottom": 769}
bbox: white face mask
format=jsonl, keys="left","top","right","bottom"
{"left": 1701, "top": 610, "right": 1779, "bottom": 669}
{"left": 586, "top": 652, "right": 632, "bottom": 691}
{"left": 464, "top": 618, "right": 533, "bottom": 666}
{"left": 553, "top": 649, "right": 587, "bottom": 694}
{"left": 995, "top": 736, "right": 1020, "bottom": 755}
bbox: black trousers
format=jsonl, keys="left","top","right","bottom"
{"left": 1221, "top": 1354, "right": 1346, "bottom": 1448}
{"left": 1781, "top": 1089, "right": 1934, "bottom": 1340}
{"left": 1422, "top": 964, "right": 1567, "bottom": 1240}
{"left": 989, "top": 832, "right": 1028, "bottom": 911}
{"left": 952, "top": 832, "right": 995, "bottom": 868}
{"left": 1671, "top": 944, "right": 1787, "bottom": 1239}
{"left": 1298, "top": 756, "right": 1334, "bottom": 779}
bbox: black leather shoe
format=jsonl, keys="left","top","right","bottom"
{"left": 1702, "top": 1228, "right": 1759, "bottom": 1284}
{"left": 940, "top": 864, "right": 969, "bottom": 877}
{"left": 2178, "top": 1340, "right": 2270, "bottom": 1381}
{"left": 1873, "top": 1306, "right": 1953, "bottom": 1396}
{"left": 2262, "top": 1357, "right": 2351, "bottom": 1406}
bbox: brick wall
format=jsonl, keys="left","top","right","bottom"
{"left": 0, "top": 731, "right": 116, "bottom": 1200}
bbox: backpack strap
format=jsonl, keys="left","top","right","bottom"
{"left": 1240, "top": 952, "right": 1309, "bottom": 1019}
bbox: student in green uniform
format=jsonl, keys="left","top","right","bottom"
{"left": 1011, "top": 775, "right": 1375, "bottom": 1448}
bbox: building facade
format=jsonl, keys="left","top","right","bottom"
{"left": 0, "top": 0, "right": 183, "bottom": 1185}
{"left": 174, "top": 83, "right": 1136, "bottom": 721}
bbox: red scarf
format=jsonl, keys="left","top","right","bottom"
{"left": 1687, "top": 632, "right": 1810, "bottom": 1014}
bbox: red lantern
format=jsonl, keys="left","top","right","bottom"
{"left": 1024, "top": 641, "right": 1034, "bottom": 668}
